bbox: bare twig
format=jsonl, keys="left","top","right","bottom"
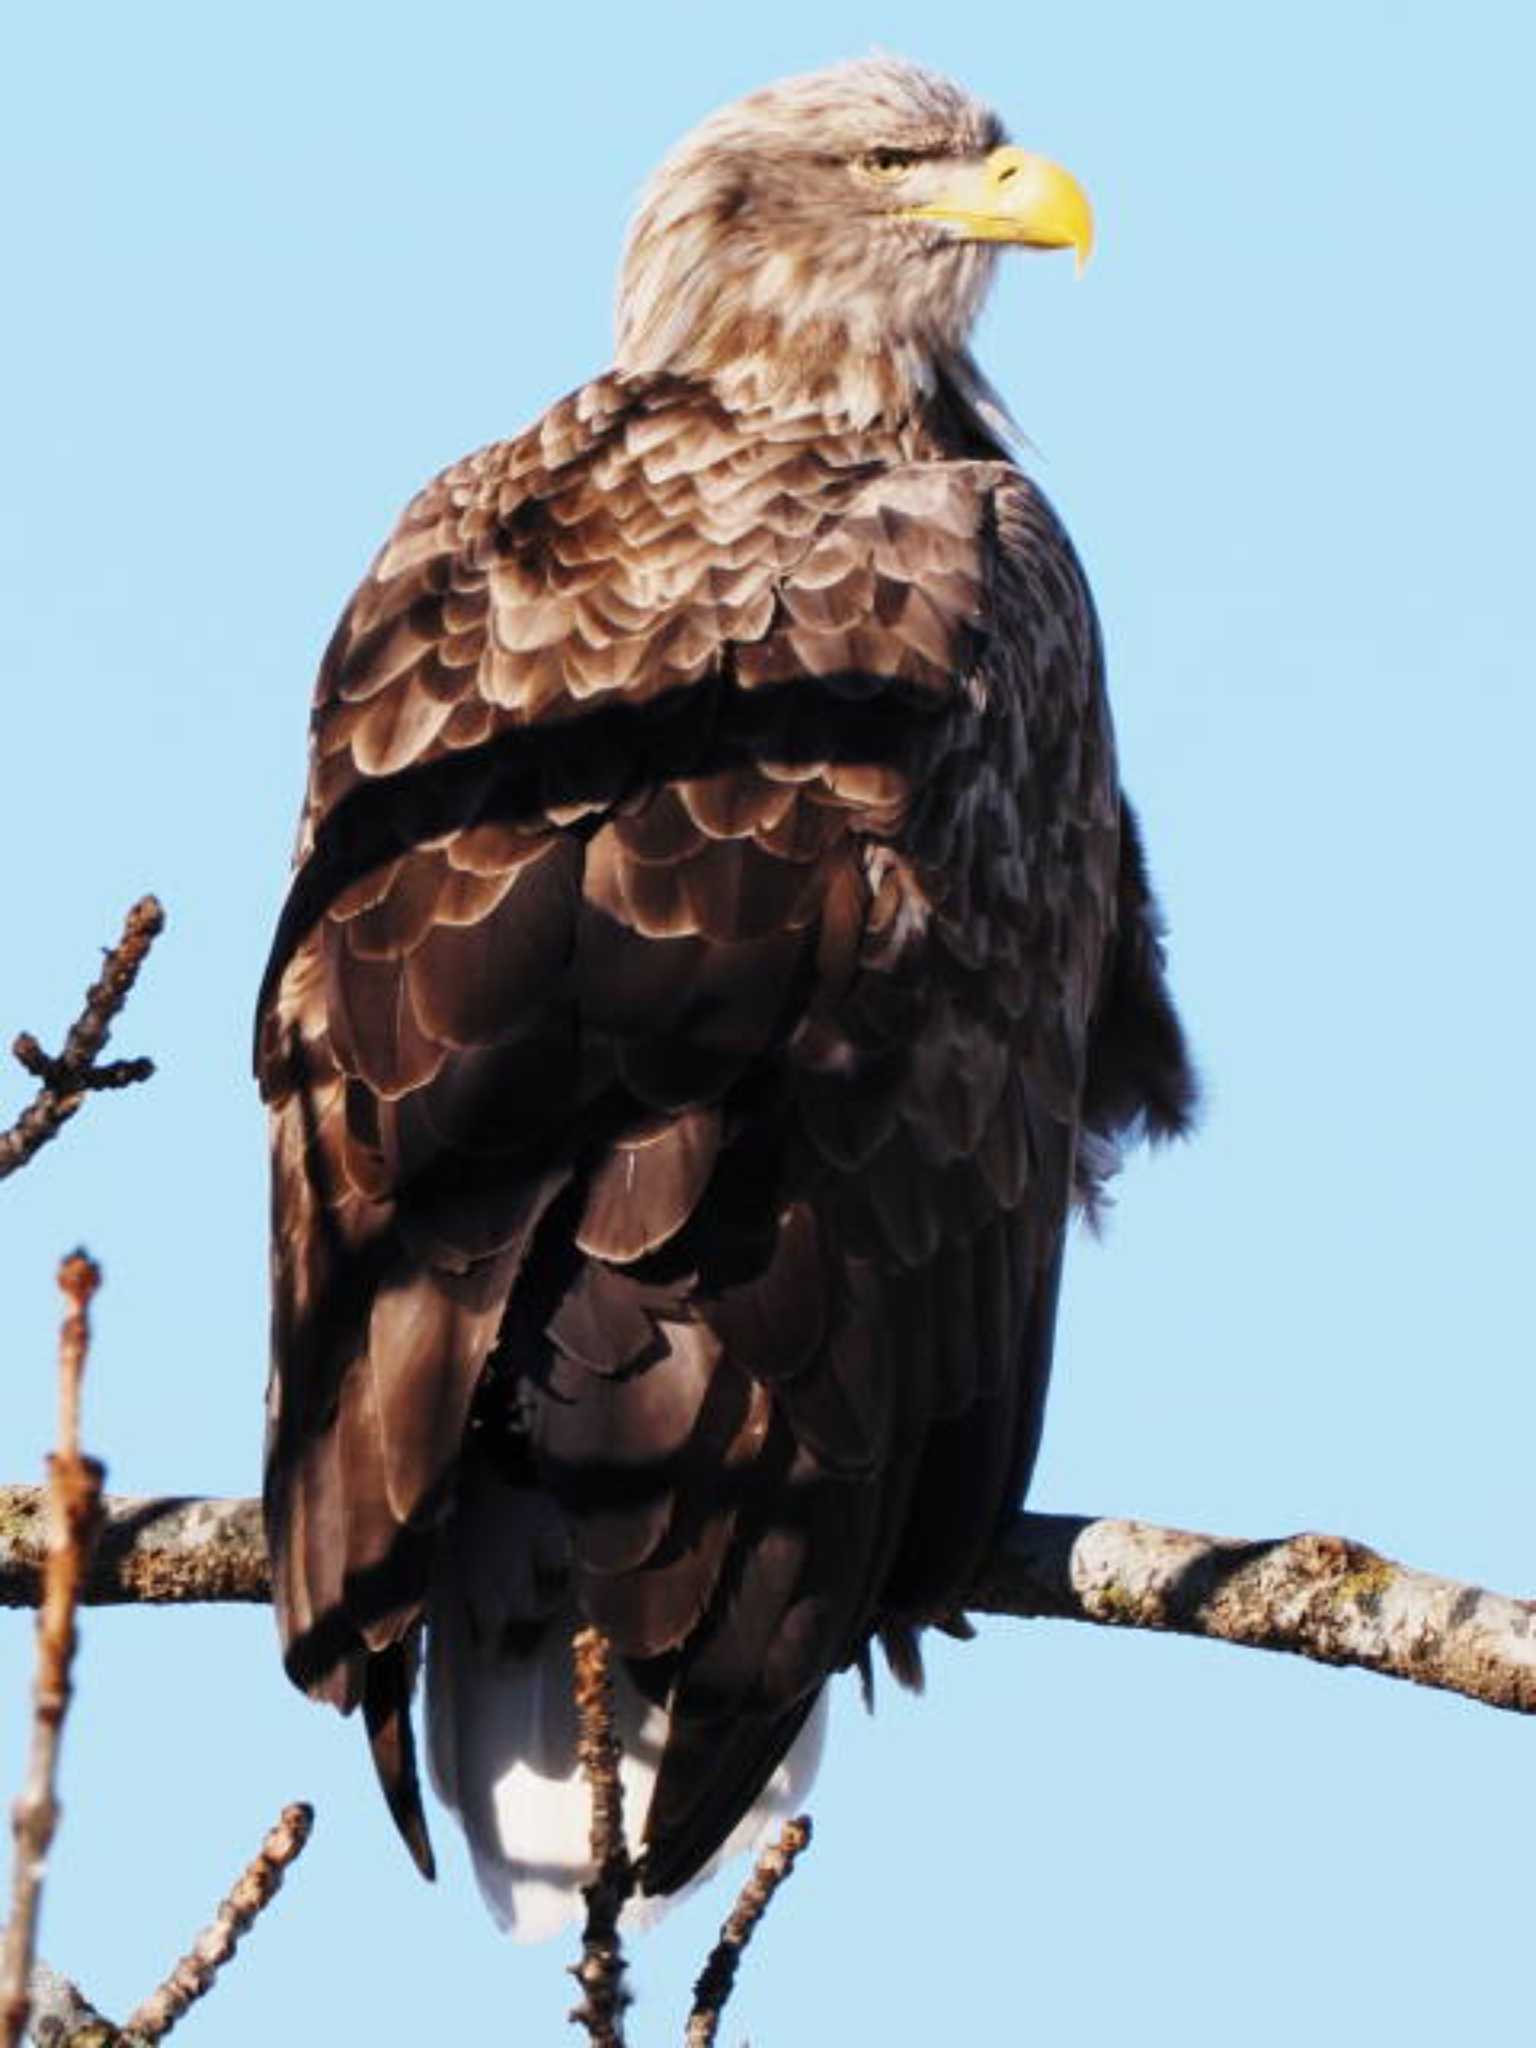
{"left": 568, "top": 1629, "right": 633, "bottom": 2048}
{"left": 685, "top": 1816, "right": 812, "bottom": 2048}
{"left": 4, "top": 1496, "right": 1535, "bottom": 1726}
{"left": 0, "top": 899, "right": 164, "bottom": 1183}
{"left": 1, "top": 1256, "right": 106, "bottom": 2048}
{"left": 123, "top": 1804, "right": 313, "bottom": 2043}
{"left": 6, "top": 1804, "right": 311, "bottom": 2048}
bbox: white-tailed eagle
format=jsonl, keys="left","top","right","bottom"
{"left": 257, "top": 55, "right": 1194, "bottom": 1937}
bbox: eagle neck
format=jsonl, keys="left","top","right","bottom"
{"left": 694, "top": 345, "right": 1012, "bottom": 465}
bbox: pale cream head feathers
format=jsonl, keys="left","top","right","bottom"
{"left": 615, "top": 57, "right": 1091, "bottom": 426}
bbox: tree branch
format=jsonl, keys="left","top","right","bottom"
{"left": 685, "top": 1816, "right": 811, "bottom": 2048}
{"left": 3, "top": 1804, "right": 313, "bottom": 2048}
{"left": 123, "top": 1803, "right": 313, "bottom": 2043}
{"left": 4, "top": 1491, "right": 1534, "bottom": 1719}
{"left": 967, "top": 1513, "right": 1536, "bottom": 1711}
{"left": 0, "top": 899, "right": 163, "bottom": 1184}
{"left": 568, "top": 1628, "right": 634, "bottom": 2048}
{"left": 0, "top": 1491, "right": 268, "bottom": 1609}
{"left": 1, "top": 1257, "right": 106, "bottom": 2048}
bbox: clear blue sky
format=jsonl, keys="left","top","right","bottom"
{"left": 3, "top": 3, "right": 1533, "bottom": 2041}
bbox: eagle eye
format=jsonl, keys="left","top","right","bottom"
{"left": 857, "top": 147, "right": 920, "bottom": 182}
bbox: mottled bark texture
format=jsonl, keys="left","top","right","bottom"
{"left": 0, "top": 1490, "right": 268, "bottom": 1609}
{"left": 5, "top": 1493, "right": 1534, "bottom": 1719}
{"left": 969, "top": 1514, "right": 1536, "bottom": 1712}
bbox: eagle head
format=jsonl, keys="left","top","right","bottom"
{"left": 615, "top": 56, "right": 1092, "bottom": 425}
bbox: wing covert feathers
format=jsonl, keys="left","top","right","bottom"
{"left": 259, "top": 372, "right": 1193, "bottom": 1906}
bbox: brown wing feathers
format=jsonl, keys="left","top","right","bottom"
{"left": 260, "top": 372, "right": 1174, "bottom": 1892}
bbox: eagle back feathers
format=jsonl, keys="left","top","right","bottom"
{"left": 259, "top": 368, "right": 1192, "bottom": 1901}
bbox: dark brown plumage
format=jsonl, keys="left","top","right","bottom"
{"left": 258, "top": 55, "right": 1193, "bottom": 1930}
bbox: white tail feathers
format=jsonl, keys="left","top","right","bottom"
{"left": 424, "top": 1468, "right": 826, "bottom": 1942}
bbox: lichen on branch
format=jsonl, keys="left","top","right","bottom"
{"left": 967, "top": 1512, "right": 1536, "bottom": 1715}
{"left": 5, "top": 1491, "right": 1535, "bottom": 1724}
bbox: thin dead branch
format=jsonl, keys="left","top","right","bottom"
{"left": 685, "top": 1816, "right": 812, "bottom": 2048}
{"left": 123, "top": 1803, "right": 313, "bottom": 2043}
{"left": 7, "top": 1801, "right": 311, "bottom": 2048}
{"left": 5, "top": 1496, "right": 1534, "bottom": 1725}
{"left": 1, "top": 1256, "right": 106, "bottom": 2048}
{"left": 0, "top": 899, "right": 163, "bottom": 1183}
{"left": 568, "top": 1628, "right": 634, "bottom": 2048}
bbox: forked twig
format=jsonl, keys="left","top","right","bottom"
{"left": 123, "top": 1804, "right": 313, "bottom": 2042}
{"left": 568, "top": 1629, "right": 634, "bottom": 2047}
{"left": 0, "top": 899, "right": 164, "bottom": 1183}
{"left": 0, "top": 1256, "right": 106, "bottom": 2048}
{"left": 685, "top": 1816, "right": 813, "bottom": 2047}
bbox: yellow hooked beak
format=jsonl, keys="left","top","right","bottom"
{"left": 903, "top": 146, "right": 1095, "bottom": 274}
